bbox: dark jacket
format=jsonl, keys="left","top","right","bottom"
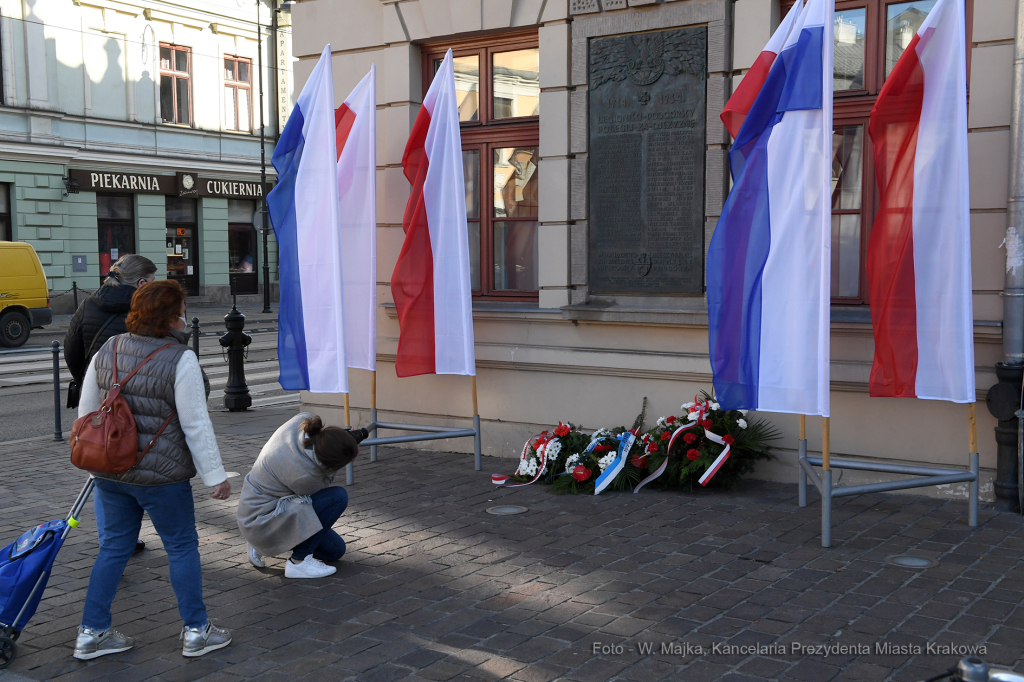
{"left": 64, "top": 285, "right": 134, "bottom": 385}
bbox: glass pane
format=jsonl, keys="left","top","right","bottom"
{"left": 238, "top": 89, "right": 251, "bottom": 132}
{"left": 228, "top": 199, "right": 255, "bottom": 223}
{"left": 834, "top": 9, "right": 866, "bottom": 91}
{"left": 224, "top": 58, "right": 235, "bottom": 82}
{"left": 0, "top": 184, "right": 9, "bottom": 213}
{"left": 96, "top": 195, "right": 132, "bottom": 220}
{"left": 165, "top": 196, "right": 197, "bottom": 223}
{"left": 176, "top": 77, "right": 190, "bottom": 125}
{"left": 229, "top": 224, "right": 256, "bottom": 273}
{"left": 832, "top": 126, "right": 863, "bottom": 210}
{"left": 886, "top": 1, "right": 937, "bottom": 76}
{"left": 238, "top": 60, "right": 250, "bottom": 84}
{"left": 436, "top": 56, "right": 479, "bottom": 122}
{"left": 224, "top": 87, "right": 237, "bottom": 130}
{"left": 463, "top": 150, "right": 479, "bottom": 219}
{"left": 160, "top": 46, "right": 171, "bottom": 70}
{"left": 493, "top": 221, "right": 538, "bottom": 291}
{"left": 468, "top": 221, "right": 480, "bottom": 291}
{"left": 165, "top": 227, "right": 192, "bottom": 277}
{"left": 831, "top": 214, "right": 861, "bottom": 298}
{"left": 492, "top": 48, "right": 540, "bottom": 119}
{"left": 160, "top": 75, "right": 174, "bottom": 122}
{"left": 493, "top": 147, "right": 539, "bottom": 218}
{"left": 174, "top": 48, "right": 188, "bottom": 73}
{"left": 98, "top": 224, "right": 134, "bottom": 276}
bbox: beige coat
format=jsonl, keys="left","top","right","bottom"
{"left": 236, "top": 413, "right": 340, "bottom": 557}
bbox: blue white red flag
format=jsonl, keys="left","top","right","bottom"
{"left": 706, "top": 0, "right": 833, "bottom": 417}
{"left": 267, "top": 46, "right": 349, "bottom": 393}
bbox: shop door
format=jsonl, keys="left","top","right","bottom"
{"left": 227, "top": 200, "right": 258, "bottom": 295}
{"left": 166, "top": 197, "right": 199, "bottom": 295}
{"left": 97, "top": 194, "right": 136, "bottom": 286}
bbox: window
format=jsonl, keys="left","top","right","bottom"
{"left": 0, "top": 184, "right": 10, "bottom": 241}
{"left": 97, "top": 194, "right": 135, "bottom": 285}
{"left": 775, "top": 0, "right": 969, "bottom": 302}
{"left": 224, "top": 56, "right": 252, "bottom": 132}
{"left": 160, "top": 44, "right": 191, "bottom": 125}
{"left": 423, "top": 32, "right": 540, "bottom": 299}
{"left": 228, "top": 199, "right": 259, "bottom": 294}
{"left": 165, "top": 197, "right": 198, "bottom": 295}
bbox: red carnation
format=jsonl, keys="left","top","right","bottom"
{"left": 666, "top": 416, "right": 677, "bottom": 424}
{"left": 723, "top": 435, "right": 735, "bottom": 445}
{"left": 686, "top": 449, "right": 699, "bottom": 461}
{"left": 631, "top": 454, "right": 649, "bottom": 468}
{"left": 572, "top": 465, "right": 592, "bottom": 482}
{"left": 683, "top": 432, "right": 697, "bottom": 444}
{"left": 554, "top": 422, "right": 571, "bottom": 437}
{"left": 701, "top": 419, "right": 713, "bottom": 429}
{"left": 660, "top": 431, "right": 671, "bottom": 441}
{"left": 646, "top": 442, "right": 658, "bottom": 453}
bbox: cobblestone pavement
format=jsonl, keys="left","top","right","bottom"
{"left": 1, "top": 406, "right": 1022, "bottom": 682}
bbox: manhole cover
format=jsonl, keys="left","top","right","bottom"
{"left": 886, "top": 555, "right": 937, "bottom": 569}
{"left": 486, "top": 505, "right": 528, "bottom": 516}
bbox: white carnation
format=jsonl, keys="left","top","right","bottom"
{"left": 738, "top": 419, "right": 748, "bottom": 429}
{"left": 657, "top": 416, "right": 667, "bottom": 427}
{"left": 687, "top": 411, "right": 699, "bottom": 422}
{"left": 710, "top": 402, "right": 720, "bottom": 411}
{"left": 739, "top": 410, "right": 748, "bottom": 416}
{"left": 681, "top": 402, "right": 695, "bottom": 410}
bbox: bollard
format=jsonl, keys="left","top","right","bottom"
{"left": 219, "top": 302, "right": 252, "bottom": 411}
{"left": 192, "top": 317, "right": 200, "bottom": 355}
{"left": 72, "top": 281, "right": 78, "bottom": 311}
{"left": 52, "top": 341, "right": 63, "bottom": 441}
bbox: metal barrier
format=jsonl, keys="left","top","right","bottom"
{"left": 798, "top": 438, "right": 979, "bottom": 547}
{"left": 51, "top": 341, "right": 62, "bottom": 442}
{"left": 344, "top": 417, "right": 481, "bottom": 486}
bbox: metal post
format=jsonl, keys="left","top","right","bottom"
{"left": 192, "top": 317, "right": 200, "bottom": 354}
{"left": 370, "top": 407, "right": 378, "bottom": 462}
{"left": 72, "top": 281, "right": 78, "bottom": 310}
{"left": 219, "top": 303, "right": 252, "bottom": 411}
{"left": 798, "top": 438, "right": 808, "bottom": 508}
{"left": 51, "top": 341, "right": 62, "bottom": 441}
{"left": 258, "top": 0, "right": 271, "bottom": 314}
{"left": 474, "top": 414, "right": 481, "bottom": 471}
{"left": 821, "top": 468, "right": 832, "bottom": 548}
{"left": 970, "top": 451, "right": 979, "bottom": 527}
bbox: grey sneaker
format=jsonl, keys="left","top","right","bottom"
{"left": 180, "top": 622, "right": 232, "bottom": 657}
{"left": 73, "top": 626, "right": 135, "bottom": 660}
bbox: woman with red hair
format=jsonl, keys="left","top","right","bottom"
{"left": 73, "top": 279, "right": 232, "bottom": 661}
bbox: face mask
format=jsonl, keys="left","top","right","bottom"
{"left": 179, "top": 316, "right": 188, "bottom": 327}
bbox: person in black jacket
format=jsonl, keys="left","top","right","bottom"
{"left": 64, "top": 255, "right": 158, "bottom": 395}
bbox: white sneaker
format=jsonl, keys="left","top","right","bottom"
{"left": 248, "top": 545, "right": 265, "bottom": 568}
{"left": 284, "top": 555, "right": 336, "bottom": 579}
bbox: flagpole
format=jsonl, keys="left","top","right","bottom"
{"left": 798, "top": 414, "right": 808, "bottom": 507}
{"left": 472, "top": 374, "right": 480, "bottom": 471}
{"left": 370, "top": 370, "right": 377, "bottom": 462}
{"left": 821, "top": 415, "right": 832, "bottom": 547}
{"left": 344, "top": 392, "right": 353, "bottom": 485}
{"left": 822, "top": 417, "right": 830, "bottom": 471}
{"left": 969, "top": 402, "right": 980, "bottom": 526}
{"left": 800, "top": 414, "right": 806, "bottom": 441}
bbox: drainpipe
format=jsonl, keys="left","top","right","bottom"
{"left": 986, "top": 0, "right": 1024, "bottom": 513}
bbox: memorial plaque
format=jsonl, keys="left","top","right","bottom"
{"left": 588, "top": 27, "right": 707, "bottom": 294}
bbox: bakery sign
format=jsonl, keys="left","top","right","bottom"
{"left": 199, "top": 178, "right": 268, "bottom": 198}
{"left": 67, "top": 169, "right": 174, "bottom": 194}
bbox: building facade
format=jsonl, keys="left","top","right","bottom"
{"left": 0, "top": 0, "right": 293, "bottom": 306}
{"left": 291, "top": 0, "right": 1015, "bottom": 502}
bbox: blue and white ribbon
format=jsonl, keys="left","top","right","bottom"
{"left": 594, "top": 432, "right": 636, "bottom": 495}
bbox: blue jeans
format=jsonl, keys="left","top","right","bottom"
{"left": 291, "top": 487, "right": 348, "bottom": 562}
{"left": 82, "top": 479, "right": 207, "bottom": 630}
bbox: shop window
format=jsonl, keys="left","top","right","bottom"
{"left": 224, "top": 56, "right": 252, "bottom": 133}
{"left": 160, "top": 44, "right": 192, "bottom": 126}
{"left": 423, "top": 31, "right": 539, "bottom": 300}
{"left": 228, "top": 199, "right": 259, "bottom": 295}
{"left": 773, "top": 0, "right": 970, "bottom": 302}
{"left": 165, "top": 196, "right": 198, "bottom": 295}
{"left": 97, "top": 194, "right": 135, "bottom": 284}
{"left": 0, "top": 184, "right": 10, "bottom": 241}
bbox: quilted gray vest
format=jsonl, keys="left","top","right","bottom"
{"left": 92, "top": 332, "right": 199, "bottom": 486}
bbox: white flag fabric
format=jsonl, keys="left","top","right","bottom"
{"left": 267, "top": 45, "right": 348, "bottom": 393}
{"left": 336, "top": 66, "right": 377, "bottom": 372}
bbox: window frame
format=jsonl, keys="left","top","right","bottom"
{"left": 776, "top": 0, "right": 973, "bottom": 304}
{"left": 422, "top": 30, "right": 541, "bottom": 301}
{"left": 159, "top": 43, "right": 193, "bottom": 127}
{"left": 0, "top": 183, "right": 11, "bottom": 241}
{"left": 96, "top": 193, "right": 136, "bottom": 286}
{"left": 224, "top": 55, "right": 253, "bottom": 133}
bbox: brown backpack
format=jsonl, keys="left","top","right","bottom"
{"left": 70, "top": 337, "right": 178, "bottom": 475}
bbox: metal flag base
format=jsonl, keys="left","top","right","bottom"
{"left": 345, "top": 417, "right": 482, "bottom": 485}
{"left": 798, "top": 439, "right": 979, "bottom": 547}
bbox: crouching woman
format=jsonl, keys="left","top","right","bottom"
{"left": 237, "top": 414, "right": 362, "bottom": 578}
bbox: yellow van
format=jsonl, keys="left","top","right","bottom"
{"left": 0, "top": 241, "right": 52, "bottom": 347}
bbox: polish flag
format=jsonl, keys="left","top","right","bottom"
{"left": 866, "top": 0, "right": 974, "bottom": 402}
{"left": 720, "top": 1, "right": 801, "bottom": 140}
{"left": 391, "top": 49, "right": 476, "bottom": 378}
{"left": 335, "top": 67, "right": 377, "bottom": 372}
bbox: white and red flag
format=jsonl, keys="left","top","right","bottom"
{"left": 335, "top": 66, "right": 377, "bottom": 372}
{"left": 719, "top": 1, "right": 801, "bottom": 139}
{"left": 866, "top": 0, "right": 974, "bottom": 402}
{"left": 392, "top": 49, "right": 476, "bottom": 378}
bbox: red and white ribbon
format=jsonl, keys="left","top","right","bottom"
{"left": 499, "top": 434, "right": 552, "bottom": 488}
{"left": 698, "top": 431, "right": 731, "bottom": 487}
{"left": 633, "top": 397, "right": 732, "bottom": 492}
